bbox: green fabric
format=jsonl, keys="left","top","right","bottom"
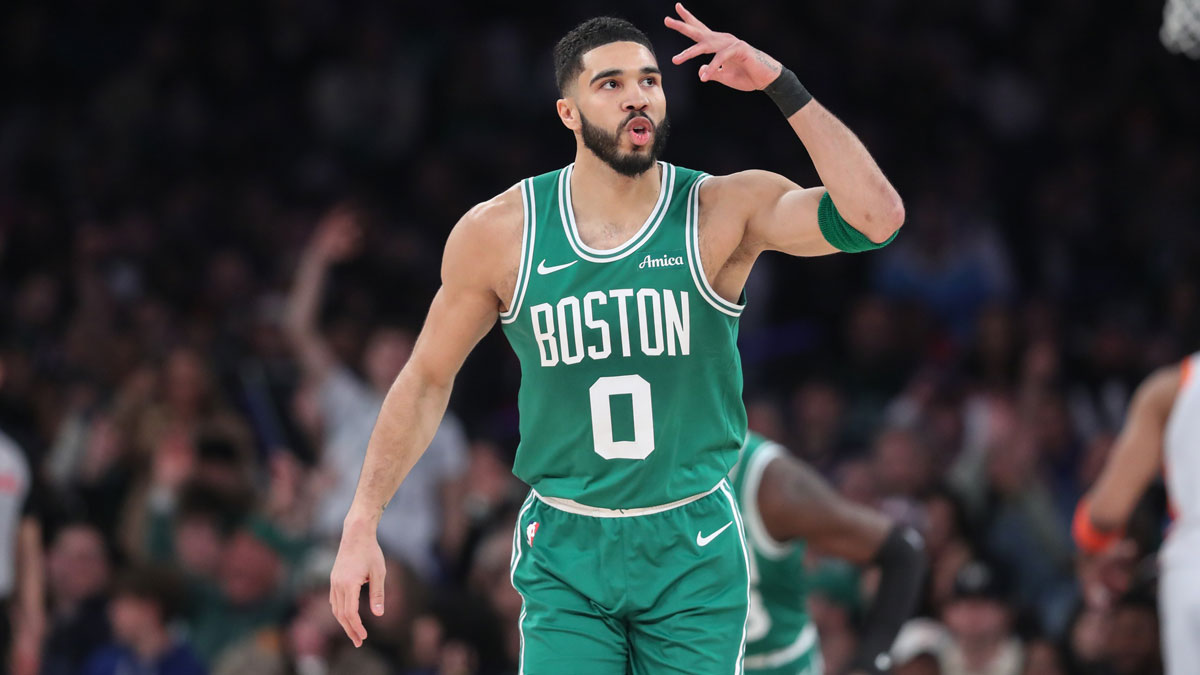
{"left": 728, "top": 433, "right": 822, "bottom": 672}
{"left": 817, "top": 191, "right": 899, "bottom": 253}
{"left": 186, "top": 581, "right": 290, "bottom": 665}
{"left": 146, "top": 507, "right": 176, "bottom": 563}
{"left": 500, "top": 163, "right": 747, "bottom": 509}
{"left": 808, "top": 558, "right": 863, "bottom": 613}
{"left": 245, "top": 516, "right": 310, "bottom": 568}
{"left": 510, "top": 485, "right": 750, "bottom": 674}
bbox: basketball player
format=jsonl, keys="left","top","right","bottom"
{"left": 731, "top": 432, "right": 925, "bottom": 675}
{"left": 1072, "top": 357, "right": 1194, "bottom": 675}
{"left": 330, "top": 6, "right": 904, "bottom": 673}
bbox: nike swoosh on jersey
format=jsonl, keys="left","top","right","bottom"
{"left": 537, "top": 259, "right": 578, "bottom": 275}
{"left": 696, "top": 521, "right": 734, "bottom": 547}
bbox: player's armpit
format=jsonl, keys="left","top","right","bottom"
{"left": 1082, "top": 364, "right": 1180, "bottom": 531}
{"left": 756, "top": 451, "right": 891, "bottom": 562}
{"left": 706, "top": 170, "right": 838, "bottom": 257}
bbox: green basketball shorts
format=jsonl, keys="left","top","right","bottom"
{"left": 509, "top": 480, "right": 751, "bottom": 675}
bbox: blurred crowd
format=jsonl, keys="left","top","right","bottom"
{"left": 1, "top": 0, "right": 1198, "bottom": 674}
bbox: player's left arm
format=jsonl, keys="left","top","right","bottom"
{"left": 758, "top": 452, "right": 925, "bottom": 675}
{"left": 665, "top": 3, "right": 904, "bottom": 258}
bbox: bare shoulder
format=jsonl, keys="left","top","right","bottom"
{"left": 1137, "top": 364, "right": 1183, "bottom": 414}
{"left": 700, "top": 170, "right": 798, "bottom": 215}
{"left": 442, "top": 184, "right": 526, "bottom": 307}
{"left": 446, "top": 184, "right": 525, "bottom": 257}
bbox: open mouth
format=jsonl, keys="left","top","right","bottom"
{"left": 626, "top": 117, "right": 654, "bottom": 146}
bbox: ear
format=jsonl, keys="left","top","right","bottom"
{"left": 556, "top": 98, "right": 581, "bottom": 132}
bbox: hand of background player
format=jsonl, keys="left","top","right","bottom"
{"left": 329, "top": 521, "right": 387, "bottom": 647}
{"left": 1076, "top": 538, "right": 1138, "bottom": 610}
{"left": 664, "top": 3, "right": 783, "bottom": 91}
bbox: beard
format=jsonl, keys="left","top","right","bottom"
{"left": 579, "top": 110, "right": 671, "bottom": 178}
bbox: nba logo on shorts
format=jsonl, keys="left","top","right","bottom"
{"left": 526, "top": 521, "right": 540, "bottom": 547}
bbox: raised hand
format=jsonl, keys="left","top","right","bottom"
{"left": 310, "top": 204, "right": 362, "bottom": 263}
{"left": 664, "top": 3, "right": 782, "bottom": 91}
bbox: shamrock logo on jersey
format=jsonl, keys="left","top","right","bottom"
{"left": 526, "top": 521, "right": 540, "bottom": 547}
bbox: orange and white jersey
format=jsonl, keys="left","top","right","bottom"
{"left": 1163, "top": 353, "right": 1200, "bottom": 570}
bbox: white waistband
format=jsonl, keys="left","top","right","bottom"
{"left": 744, "top": 623, "right": 819, "bottom": 670}
{"left": 531, "top": 481, "right": 725, "bottom": 518}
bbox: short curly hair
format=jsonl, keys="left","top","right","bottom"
{"left": 553, "top": 17, "right": 656, "bottom": 95}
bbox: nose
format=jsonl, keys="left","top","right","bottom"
{"left": 622, "top": 93, "right": 649, "bottom": 113}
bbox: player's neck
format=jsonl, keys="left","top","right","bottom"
{"left": 569, "top": 151, "right": 662, "bottom": 235}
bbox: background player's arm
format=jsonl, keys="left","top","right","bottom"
{"left": 1078, "top": 365, "right": 1179, "bottom": 533}
{"left": 758, "top": 452, "right": 890, "bottom": 561}
{"left": 757, "top": 453, "right": 925, "bottom": 675}
{"left": 665, "top": 4, "right": 903, "bottom": 257}
{"left": 329, "top": 190, "right": 521, "bottom": 647}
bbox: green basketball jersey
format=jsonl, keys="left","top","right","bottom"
{"left": 499, "top": 162, "right": 747, "bottom": 509}
{"left": 729, "top": 432, "right": 820, "bottom": 671}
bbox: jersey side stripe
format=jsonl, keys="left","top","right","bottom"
{"left": 500, "top": 179, "right": 536, "bottom": 325}
{"left": 509, "top": 492, "right": 536, "bottom": 675}
{"left": 720, "top": 479, "right": 752, "bottom": 675}
{"left": 685, "top": 175, "right": 744, "bottom": 316}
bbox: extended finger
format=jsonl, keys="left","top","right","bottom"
{"left": 331, "top": 585, "right": 357, "bottom": 645}
{"left": 675, "top": 3, "right": 710, "bottom": 31}
{"left": 664, "top": 16, "right": 705, "bottom": 41}
{"left": 672, "top": 42, "right": 715, "bottom": 64}
{"left": 702, "top": 44, "right": 739, "bottom": 81}
{"left": 342, "top": 582, "right": 368, "bottom": 646}
{"left": 368, "top": 561, "right": 387, "bottom": 617}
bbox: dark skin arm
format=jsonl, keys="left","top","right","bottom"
{"left": 757, "top": 452, "right": 891, "bottom": 562}
{"left": 757, "top": 452, "right": 920, "bottom": 675}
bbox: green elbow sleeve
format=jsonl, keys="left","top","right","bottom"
{"left": 817, "top": 192, "right": 899, "bottom": 253}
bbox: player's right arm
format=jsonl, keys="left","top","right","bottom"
{"left": 757, "top": 452, "right": 925, "bottom": 675}
{"left": 329, "top": 188, "right": 523, "bottom": 647}
{"left": 1075, "top": 365, "right": 1179, "bottom": 541}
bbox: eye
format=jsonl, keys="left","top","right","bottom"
{"left": 642, "top": 77, "right": 658, "bottom": 87}
{"left": 601, "top": 80, "right": 618, "bottom": 90}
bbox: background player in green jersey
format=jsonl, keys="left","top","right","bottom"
{"left": 730, "top": 433, "right": 926, "bottom": 675}
{"left": 330, "top": 4, "right": 904, "bottom": 673}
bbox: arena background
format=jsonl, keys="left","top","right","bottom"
{"left": 2, "top": 1, "right": 1199, "bottom": 674}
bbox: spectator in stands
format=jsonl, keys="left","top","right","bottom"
{"left": 186, "top": 522, "right": 292, "bottom": 665}
{"left": 84, "top": 566, "right": 206, "bottom": 675}
{"left": 892, "top": 618, "right": 950, "bottom": 675}
{"left": 1106, "top": 591, "right": 1162, "bottom": 675}
{"left": 42, "top": 522, "right": 113, "bottom": 675}
{"left": 284, "top": 207, "right": 468, "bottom": 579}
{"left": 1020, "top": 638, "right": 1069, "bottom": 675}
{"left": 212, "top": 565, "right": 389, "bottom": 675}
{"left": 115, "top": 350, "right": 255, "bottom": 558}
{"left": 939, "top": 560, "right": 1023, "bottom": 675}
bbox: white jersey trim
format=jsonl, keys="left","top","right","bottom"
{"left": 1163, "top": 352, "right": 1200, "bottom": 568}
{"left": 532, "top": 481, "right": 722, "bottom": 518}
{"left": 500, "top": 179, "right": 536, "bottom": 325}
{"left": 685, "top": 175, "right": 745, "bottom": 317}
{"left": 559, "top": 162, "right": 674, "bottom": 263}
{"left": 741, "top": 442, "right": 794, "bottom": 560}
{"left": 510, "top": 492, "right": 536, "bottom": 675}
{"left": 743, "top": 622, "right": 819, "bottom": 670}
{"left": 719, "top": 479, "right": 753, "bottom": 675}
